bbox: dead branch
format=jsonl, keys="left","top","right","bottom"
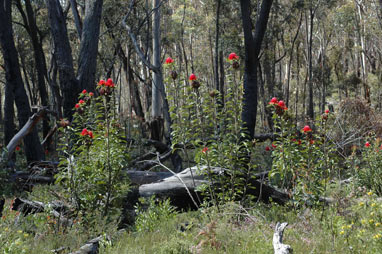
{"left": 273, "top": 222, "right": 292, "bottom": 254}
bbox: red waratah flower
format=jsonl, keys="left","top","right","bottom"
{"left": 269, "top": 97, "right": 278, "bottom": 105}
{"left": 79, "top": 99, "right": 85, "bottom": 104}
{"left": 303, "top": 125, "right": 312, "bottom": 133}
{"left": 81, "top": 128, "right": 89, "bottom": 136}
{"left": 106, "top": 78, "right": 113, "bottom": 87}
{"left": 202, "top": 147, "right": 208, "bottom": 153}
{"left": 98, "top": 80, "right": 105, "bottom": 86}
{"left": 82, "top": 89, "right": 87, "bottom": 94}
{"left": 88, "top": 131, "right": 94, "bottom": 139}
{"left": 75, "top": 104, "right": 80, "bottom": 109}
{"left": 365, "top": 142, "right": 371, "bottom": 147}
{"left": 228, "top": 52, "right": 239, "bottom": 60}
{"left": 15, "top": 146, "right": 20, "bottom": 151}
{"left": 278, "top": 100, "right": 287, "bottom": 110}
{"left": 265, "top": 146, "right": 270, "bottom": 151}
{"left": 89, "top": 92, "right": 94, "bottom": 97}
{"left": 165, "top": 57, "right": 174, "bottom": 64}
{"left": 189, "top": 73, "right": 197, "bottom": 81}
{"left": 271, "top": 143, "right": 277, "bottom": 148}
{"left": 325, "top": 109, "right": 329, "bottom": 114}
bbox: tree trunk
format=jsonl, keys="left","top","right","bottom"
{"left": 152, "top": 0, "right": 162, "bottom": 120}
{"left": 240, "top": 0, "right": 273, "bottom": 139}
{"left": 69, "top": 0, "right": 83, "bottom": 40}
{"left": 46, "top": 0, "right": 78, "bottom": 120}
{"left": 21, "top": 0, "right": 50, "bottom": 142}
{"left": 0, "top": 0, "right": 44, "bottom": 162}
{"left": 77, "top": 0, "right": 103, "bottom": 92}
{"left": 307, "top": 7, "right": 314, "bottom": 119}
{"left": 214, "top": 0, "right": 221, "bottom": 91}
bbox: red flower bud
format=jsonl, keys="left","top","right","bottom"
{"left": 269, "top": 97, "right": 278, "bottom": 105}
{"left": 79, "top": 99, "right": 85, "bottom": 104}
{"left": 228, "top": 53, "right": 239, "bottom": 60}
{"left": 89, "top": 92, "right": 94, "bottom": 97}
{"left": 88, "top": 131, "right": 94, "bottom": 139}
{"left": 265, "top": 146, "right": 270, "bottom": 151}
{"left": 106, "top": 78, "right": 113, "bottom": 87}
{"left": 165, "top": 57, "right": 174, "bottom": 64}
{"left": 82, "top": 89, "right": 87, "bottom": 94}
{"left": 303, "top": 125, "right": 312, "bottom": 133}
{"left": 75, "top": 104, "right": 80, "bottom": 109}
{"left": 189, "top": 73, "right": 197, "bottom": 81}
{"left": 98, "top": 80, "right": 105, "bottom": 86}
{"left": 81, "top": 128, "right": 89, "bottom": 136}
{"left": 202, "top": 147, "right": 208, "bottom": 153}
{"left": 278, "top": 100, "right": 286, "bottom": 109}
{"left": 365, "top": 142, "right": 371, "bottom": 147}
{"left": 15, "top": 146, "right": 20, "bottom": 151}
{"left": 325, "top": 109, "right": 329, "bottom": 114}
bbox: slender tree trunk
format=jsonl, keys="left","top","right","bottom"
{"left": 22, "top": 0, "right": 50, "bottom": 141}
{"left": 77, "top": 0, "right": 103, "bottom": 92}
{"left": 0, "top": 0, "right": 44, "bottom": 162}
{"left": 307, "top": 7, "right": 314, "bottom": 119}
{"left": 214, "top": 0, "right": 221, "bottom": 91}
{"left": 46, "top": 0, "right": 78, "bottom": 120}
{"left": 152, "top": 0, "right": 162, "bottom": 120}
{"left": 240, "top": 0, "right": 273, "bottom": 139}
{"left": 69, "top": 0, "right": 83, "bottom": 40}
{"left": 219, "top": 50, "right": 225, "bottom": 105}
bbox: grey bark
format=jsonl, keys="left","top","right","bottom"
{"left": 69, "top": 0, "right": 83, "bottom": 40}
{"left": 240, "top": 0, "right": 273, "bottom": 139}
{"left": 151, "top": 0, "right": 162, "bottom": 119}
{"left": 46, "top": 0, "right": 78, "bottom": 120}
{"left": 77, "top": 0, "right": 103, "bottom": 92}
{"left": 0, "top": 0, "right": 44, "bottom": 162}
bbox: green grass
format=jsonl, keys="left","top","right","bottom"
{"left": 2, "top": 183, "right": 382, "bottom": 253}
{"left": 102, "top": 199, "right": 382, "bottom": 254}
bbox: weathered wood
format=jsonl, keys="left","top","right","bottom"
{"left": 9, "top": 170, "right": 173, "bottom": 188}
{"left": 273, "top": 222, "right": 292, "bottom": 254}
{"left": 11, "top": 197, "right": 70, "bottom": 216}
{"left": 68, "top": 236, "right": 103, "bottom": 254}
{"left": 138, "top": 166, "right": 288, "bottom": 209}
{"left": 4, "top": 107, "right": 48, "bottom": 161}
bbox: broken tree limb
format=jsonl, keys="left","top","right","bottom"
{"left": 273, "top": 222, "right": 292, "bottom": 254}
{"left": 4, "top": 107, "right": 48, "bottom": 161}
{"left": 41, "top": 125, "right": 58, "bottom": 147}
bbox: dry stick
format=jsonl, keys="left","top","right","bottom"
{"left": 155, "top": 153, "right": 199, "bottom": 209}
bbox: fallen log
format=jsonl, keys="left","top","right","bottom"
{"left": 11, "top": 197, "right": 70, "bottom": 216}
{"left": 9, "top": 170, "right": 173, "bottom": 188}
{"left": 273, "top": 222, "right": 292, "bottom": 254}
{"left": 138, "top": 166, "right": 288, "bottom": 209}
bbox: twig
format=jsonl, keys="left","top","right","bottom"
{"left": 155, "top": 153, "right": 199, "bottom": 209}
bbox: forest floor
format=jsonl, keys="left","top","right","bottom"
{"left": 1, "top": 181, "right": 381, "bottom": 253}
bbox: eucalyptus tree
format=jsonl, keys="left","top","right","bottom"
{"left": 0, "top": 0, "right": 44, "bottom": 162}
